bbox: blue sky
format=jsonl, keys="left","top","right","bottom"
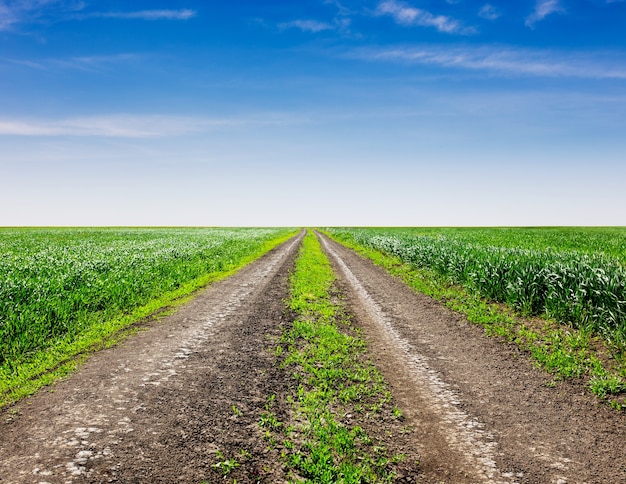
{"left": 1, "top": 0, "right": 625, "bottom": 226}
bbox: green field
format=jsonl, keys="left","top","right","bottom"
{"left": 0, "top": 227, "right": 296, "bottom": 405}
{"left": 327, "top": 228, "right": 626, "bottom": 348}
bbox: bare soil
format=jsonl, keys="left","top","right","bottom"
{"left": 318, "top": 232, "right": 626, "bottom": 484}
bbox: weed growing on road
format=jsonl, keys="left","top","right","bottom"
{"left": 325, "top": 229, "right": 626, "bottom": 409}
{"left": 212, "top": 449, "right": 240, "bottom": 476}
{"left": 266, "top": 231, "right": 416, "bottom": 483}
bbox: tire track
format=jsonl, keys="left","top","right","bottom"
{"left": 318, "top": 231, "right": 626, "bottom": 484}
{"left": 319, "top": 232, "right": 515, "bottom": 484}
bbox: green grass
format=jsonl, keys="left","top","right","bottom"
{"left": 324, "top": 228, "right": 626, "bottom": 409}
{"left": 0, "top": 227, "right": 297, "bottom": 408}
{"left": 268, "top": 231, "right": 408, "bottom": 483}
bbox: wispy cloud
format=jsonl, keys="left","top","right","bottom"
{"left": 478, "top": 4, "right": 501, "bottom": 21}
{"left": 525, "top": 0, "right": 564, "bottom": 28}
{"left": 0, "top": 3, "right": 17, "bottom": 30}
{"left": 0, "top": 0, "right": 75, "bottom": 30}
{"left": 83, "top": 9, "right": 196, "bottom": 21}
{"left": 51, "top": 53, "right": 142, "bottom": 72}
{"left": 278, "top": 16, "right": 352, "bottom": 34}
{"left": 1, "top": 53, "right": 140, "bottom": 72}
{"left": 348, "top": 45, "right": 626, "bottom": 79}
{"left": 323, "top": 0, "right": 352, "bottom": 16}
{"left": 0, "top": 2, "right": 195, "bottom": 30}
{"left": 0, "top": 114, "right": 306, "bottom": 138}
{"left": 375, "top": 0, "right": 476, "bottom": 35}
{"left": 0, "top": 56, "right": 46, "bottom": 69}
{"left": 279, "top": 19, "right": 334, "bottom": 33}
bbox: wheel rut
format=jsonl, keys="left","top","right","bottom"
{"left": 318, "top": 232, "right": 626, "bottom": 484}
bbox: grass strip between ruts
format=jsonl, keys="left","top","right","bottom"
{"left": 265, "top": 230, "right": 412, "bottom": 483}
{"left": 323, "top": 230, "right": 626, "bottom": 410}
{"left": 0, "top": 231, "right": 298, "bottom": 410}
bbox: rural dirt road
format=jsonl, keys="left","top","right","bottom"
{"left": 0, "top": 233, "right": 304, "bottom": 483}
{"left": 1, "top": 231, "right": 625, "bottom": 483}
{"left": 318, "top": 232, "right": 626, "bottom": 484}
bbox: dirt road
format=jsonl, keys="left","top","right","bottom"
{"left": 1, "top": 231, "right": 625, "bottom": 483}
{"left": 0, "top": 232, "right": 304, "bottom": 483}
{"left": 318, "top": 232, "right": 626, "bottom": 484}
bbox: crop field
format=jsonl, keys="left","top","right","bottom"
{"left": 326, "top": 227, "right": 626, "bottom": 349}
{"left": 0, "top": 227, "right": 295, "bottom": 402}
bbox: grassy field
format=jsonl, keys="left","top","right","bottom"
{"left": 326, "top": 227, "right": 626, "bottom": 407}
{"left": 0, "top": 227, "right": 296, "bottom": 407}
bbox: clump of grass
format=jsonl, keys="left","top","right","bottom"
{"left": 269, "top": 231, "right": 407, "bottom": 483}
{"left": 212, "top": 449, "right": 240, "bottom": 476}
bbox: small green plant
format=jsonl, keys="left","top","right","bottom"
{"left": 231, "top": 404, "right": 241, "bottom": 416}
{"left": 589, "top": 375, "right": 626, "bottom": 399}
{"left": 212, "top": 450, "right": 240, "bottom": 476}
{"left": 391, "top": 453, "right": 406, "bottom": 464}
{"left": 259, "top": 411, "right": 282, "bottom": 430}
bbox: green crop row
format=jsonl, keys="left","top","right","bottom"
{"left": 326, "top": 228, "right": 626, "bottom": 349}
{"left": 0, "top": 228, "right": 295, "bottom": 373}
{"left": 357, "top": 227, "right": 626, "bottom": 264}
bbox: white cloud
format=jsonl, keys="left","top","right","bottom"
{"left": 278, "top": 16, "right": 353, "bottom": 34}
{"left": 525, "top": 0, "right": 564, "bottom": 28}
{"left": 478, "top": 4, "right": 501, "bottom": 21}
{"left": 376, "top": 0, "right": 476, "bottom": 35}
{"left": 0, "top": 0, "right": 68, "bottom": 30}
{"left": 1, "top": 53, "right": 140, "bottom": 72}
{"left": 324, "top": 0, "right": 352, "bottom": 16}
{"left": 348, "top": 45, "right": 626, "bottom": 79}
{"left": 278, "top": 19, "right": 334, "bottom": 33}
{"left": 0, "top": 114, "right": 307, "bottom": 138}
{"left": 0, "top": 3, "right": 17, "bottom": 30}
{"left": 87, "top": 9, "right": 196, "bottom": 21}
{"left": 0, "top": 2, "right": 195, "bottom": 30}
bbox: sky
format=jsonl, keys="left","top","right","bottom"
{"left": 1, "top": 0, "right": 625, "bottom": 226}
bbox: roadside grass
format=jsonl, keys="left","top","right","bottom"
{"left": 0, "top": 230, "right": 297, "bottom": 410}
{"left": 266, "top": 231, "right": 414, "bottom": 483}
{"left": 324, "top": 231, "right": 626, "bottom": 410}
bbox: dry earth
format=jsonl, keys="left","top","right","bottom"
{"left": 1, "top": 231, "right": 625, "bottom": 484}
